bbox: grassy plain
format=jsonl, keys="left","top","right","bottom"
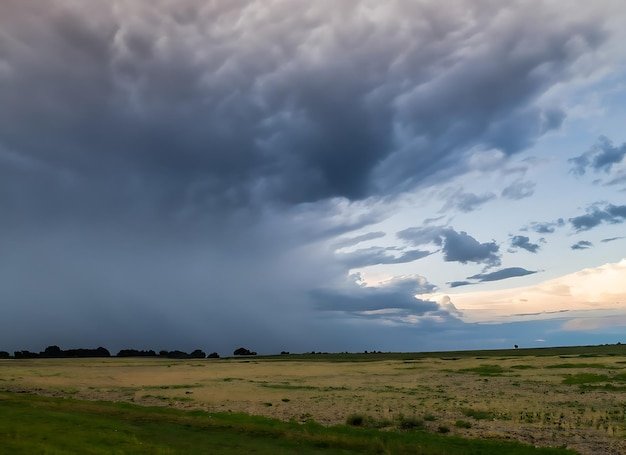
{"left": 2, "top": 345, "right": 626, "bottom": 453}
{"left": 0, "top": 392, "right": 572, "bottom": 454}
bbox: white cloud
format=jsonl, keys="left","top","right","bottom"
{"left": 421, "top": 259, "right": 626, "bottom": 323}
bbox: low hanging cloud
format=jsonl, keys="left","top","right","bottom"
{"left": 501, "top": 180, "right": 536, "bottom": 200}
{"left": 312, "top": 275, "right": 456, "bottom": 325}
{"left": 398, "top": 226, "right": 500, "bottom": 267}
{"left": 571, "top": 240, "right": 593, "bottom": 250}
{"left": 510, "top": 235, "right": 540, "bottom": 253}
{"left": 569, "top": 203, "right": 626, "bottom": 231}
{"left": 569, "top": 136, "right": 626, "bottom": 175}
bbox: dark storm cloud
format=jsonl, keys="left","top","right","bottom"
{"left": 571, "top": 240, "right": 593, "bottom": 250}
{"left": 510, "top": 235, "right": 540, "bottom": 253}
{"left": 0, "top": 0, "right": 606, "bottom": 213}
{"left": 336, "top": 246, "right": 431, "bottom": 269}
{"left": 440, "top": 189, "right": 495, "bottom": 213}
{"left": 569, "top": 203, "right": 626, "bottom": 231}
{"left": 0, "top": 0, "right": 619, "bottom": 351}
{"left": 398, "top": 226, "right": 500, "bottom": 267}
{"left": 501, "top": 180, "right": 536, "bottom": 200}
{"left": 569, "top": 136, "right": 626, "bottom": 175}
{"left": 467, "top": 267, "right": 537, "bottom": 282}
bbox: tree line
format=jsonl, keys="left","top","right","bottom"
{"left": 0, "top": 345, "right": 262, "bottom": 359}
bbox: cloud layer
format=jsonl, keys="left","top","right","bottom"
{"left": 0, "top": 1, "right": 624, "bottom": 352}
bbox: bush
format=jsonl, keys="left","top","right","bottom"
{"left": 438, "top": 425, "right": 450, "bottom": 433}
{"left": 397, "top": 415, "right": 424, "bottom": 430}
{"left": 455, "top": 420, "right": 472, "bottom": 429}
{"left": 346, "top": 414, "right": 365, "bottom": 426}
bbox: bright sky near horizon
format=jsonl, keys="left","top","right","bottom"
{"left": 0, "top": 1, "right": 625, "bottom": 353}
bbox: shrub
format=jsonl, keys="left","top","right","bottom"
{"left": 346, "top": 414, "right": 365, "bottom": 426}
{"left": 437, "top": 425, "right": 450, "bottom": 433}
{"left": 455, "top": 420, "right": 472, "bottom": 429}
{"left": 397, "top": 415, "right": 424, "bottom": 430}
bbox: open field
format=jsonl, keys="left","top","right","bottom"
{"left": 0, "top": 392, "right": 572, "bottom": 454}
{"left": 2, "top": 346, "right": 626, "bottom": 453}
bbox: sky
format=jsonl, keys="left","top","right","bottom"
{"left": 1, "top": 0, "right": 625, "bottom": 354}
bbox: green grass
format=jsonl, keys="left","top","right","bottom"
{"left": 545, "top": 363, "right": 607, "bottom": 369}
{"left": 562, "top": 373, "right": 610, "bottom": 385}
{"left": 0, "top": 392, "right": 574, "bottom": 454}
{"left": 458, "top": 365, "right": 508, "bottom": 376}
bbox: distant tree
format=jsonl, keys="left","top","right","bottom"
{"left": 207, "top": 352, "right": 220, "bottom": 359}
{"left": 95, "top": 347, "right": 111, "bottom": 357}
{"left": 63, "top": 347, "right": 110, "bottom": 358}
{"left": 159, "top": 350, "right": 169, "bottom": 357}
{"left": 514, "top": 345, "right": 519, "bottom": 349}
{"left": 117, "top": 349, "right": 157, "bottom": 357}
{"left": 0, "top": 351, "right": 10, "bottom": 359}
{"left": 42, "top": 345, "right": 64, "bottom": 358}
{"left": 165, "top": 350, "right": 189, "bottom": 359}
{"left": 233, "top": 347, "right": 256, "bottom": 356}
{"left": 189, "top": 349, "right": 206, "bottom": 359}
{"left": 14, "top": 350, "right": 38, "bottom": 359}
{"left": 280, "top": 351, "right": 290, "bottom": 355}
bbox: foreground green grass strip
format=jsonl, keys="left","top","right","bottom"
{"left": 0, "top": 392, "right": 574, "bottom": 454}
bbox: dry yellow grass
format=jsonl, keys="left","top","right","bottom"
{"left": 2, "top": 354, "right": 626, "bottom": 454}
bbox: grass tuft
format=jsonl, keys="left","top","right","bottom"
{"left": 455, "top": 420, "right": 472, "bottom": 429}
